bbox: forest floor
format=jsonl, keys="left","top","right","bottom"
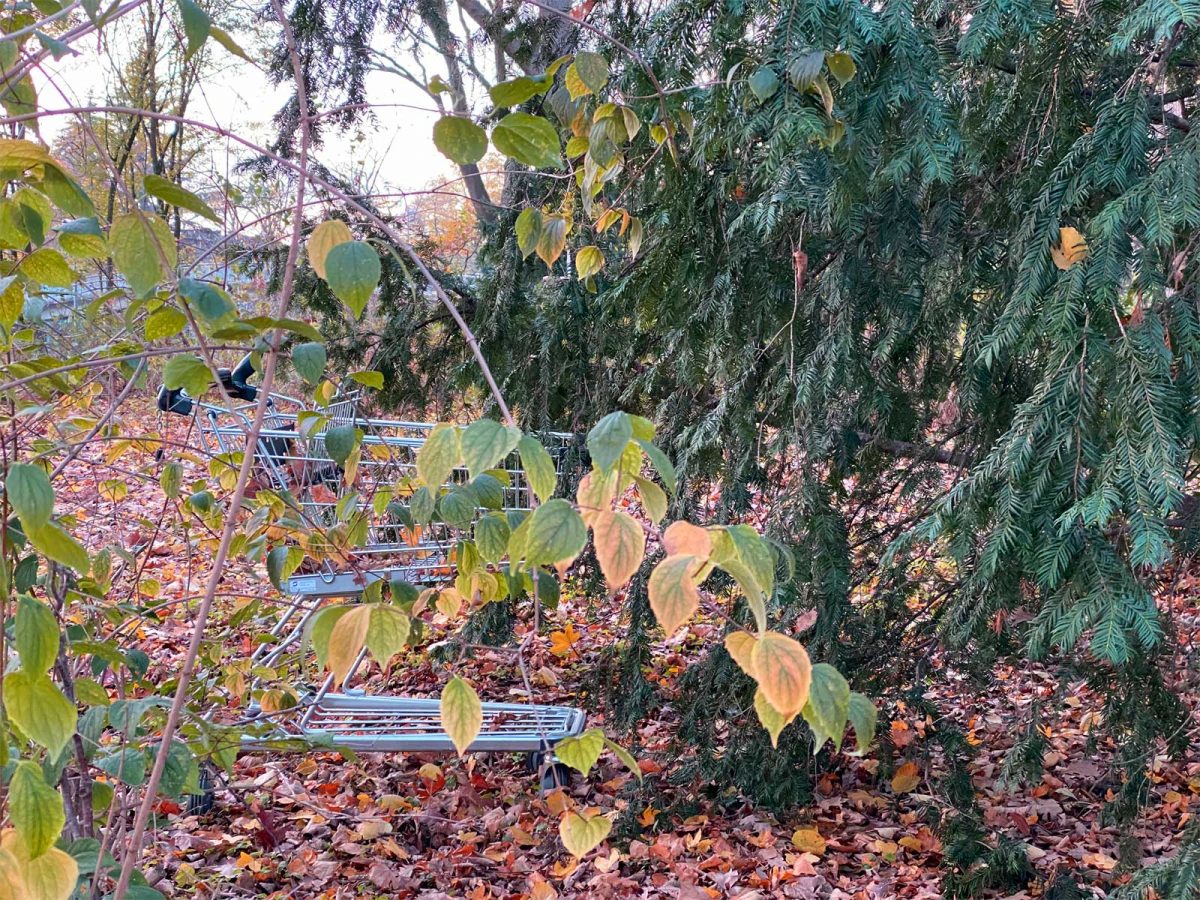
{"left": 68, "top": 401, "right": 1200, "bottom": 898}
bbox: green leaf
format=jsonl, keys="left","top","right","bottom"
{"left": 475, "top": 513, "right": 510, "bottom": 563}
{"left": 575, "top": 245, "right": 604, "bottom": 280}
{"left": 323, "top": 425, "right": 360, "bottom": 468}
{"left": 162, "top": 354, "right": 210, "bottom": 398}
{"left": 5, "top": 670, "right": 77, "bottom": 757}
{"left": 143, "top": 174, "right": 219, "bottom": 222}
{"left": 57, "top": 218, "right": 106, "bottom": 258}
{"left": 0, "top": 276, "right": 23, "bottom": 328}
{"left": 555, "top": 727, "right": 604, "bottom": 775}
{"left": 26, "top": 522, "right": 89, "bottom": 573}
{"left": 515, "top": 207, "right": 542, "bottom": 259}
{"left": 7, "top": 463, "right": 53, "bottom": 529}
{"left": 635, "top": 438, "right": 676, "bottom": 494}
{"left": 846, "top": 691, "right": 876, "bottom": 754}
{"left": 603, "top": 737, "right": 643, "bottom": 781}
{"left": 535, "top": 215, "right": 568, "bottom": 268}
{"left": 178, "top": 277, "right": 233, "bottom": 321}
{"left": 176, "top": 0, "right": 210, "bottom": 57}
{"left": 433, "top": 116, "right": 488, "bottom": 165}
{"left": 524, "top": 498, "right": 586, "bottom": 568}
{"left": 95, "top": 747, "right": 146, "bottom": 786}
{"left": 324, "top": 240, "right": 380, "bottom": 318}
{"left": 754, "top": 687, "right": 796, "bottom": 748}
{"left": 573, "top": 51, "right": 609, "bottom": 94}
{"left": 36, "top": 32, "right": 74, "bottom": 62}
{"left": 489, "top": 75, "right": 550, "bottom": 107}
{"left": 801, "top": 662, "right": 851, "bottom": 752}
{"left": 365, "top": 606, "right": 410, "bottom": 666}
{"left": 787, "top": 50, "right": 825, "bottom": 90}
{"left": 109, "top": 213, "right": 176, "bottom": 298}
{"left": 144, "top": 306, "right": 187, "bottom": 341}
{"left": 159, "top": 462, "right": 182, "bottom": 500}
{"left": 306, "top": 219, "right": 353, "bottom": 279}
{"left": 440, "top": 675, "right": 482, "bottom": 755}
{"left": 719, "top": 557, "right": 766, "bottom": 633}
{"left": 292, "top": 342, "right": 326, "bottom": 385}
{"left": 416, "top": 423, "right": 461, "bottom": 488}
{"left": 1, "top": 75, "right": 36, "bottom": 121}
{"left": 40, "top": 165, "right": 94, "bottom": 217}
{"left": 518, "top": 434, "right": 557, "bottom": 502}
{"left": 266, "top": 545, "right": 303, "bottom": 590}
{"left": 210, "top": 25, "right": 252, "bottom": 61}
{"left": 492, "top": 112, "right": 562, "bottom": 169}
{"left": 349, "top": 370, "right": 383, "bottom": 389}
{"left": 16, "top": 595, "right": 58, "bottom": 674}
{"left": 825, "top": 51, "right": 856, "bottom": 86}
{"left": 749, "top": 66, "right": 780, "bottom": 102}
{"left": 10, "top": 761, "right": 65, "bottom": 858}
{"left": 633, "top": 475, "right": 667, "bottom": 523}
{"left": 461, "top": 420, "right": 520, "bottom": 479}
{"left": 469, "top": 473, "right": 505, "bottom": 510}
{"left": 439, "top": 487, "right": 477, "bottom": 528}
{"left": 587, "top": 411, "right": 633, "bottom": 474}
{"left": 20, "top": 248, "right": 75, "bottom": 288}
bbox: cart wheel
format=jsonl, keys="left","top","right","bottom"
{"left": 540, "top": 762, "right": 574, "bottom": 792}
{"left": 185, "top": 762, "right": 218, "bottom": 815}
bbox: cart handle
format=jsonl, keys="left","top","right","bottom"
{"left": 156, "top": 352, "right": 259, "bottom": 416}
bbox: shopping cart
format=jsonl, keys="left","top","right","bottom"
{"left": 157, "top": 354, "right": 587, "bottom": 795}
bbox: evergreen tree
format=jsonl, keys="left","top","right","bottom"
{"left": 269, "top": 0, "right": 1200, "bottom": 886}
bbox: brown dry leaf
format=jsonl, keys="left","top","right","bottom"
{"left": 891, "top": 761, "right": 921, "bottom": 794}
{"left": 1082, "top": 851, "right": 1118, "bottom": 871}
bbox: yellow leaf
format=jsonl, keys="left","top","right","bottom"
{"left": 791, "top": 827, "right": 826, "bottom": 856}
{"left": 440, "top": 676, "right": 482, "bottom": 756}
{"left": 326, "top": 605, "right": 371, "bottom": 687}
{"left": 1051, "top": 225, "right": 1088, "bottom": 270}
{"left": 724, "top": 632, "right": 757, "bottom": 677}
{"left": 576, "top": 245, "right": 604, "bottom": 281}
{"left": 0, "top": 846, "right": 24, "bottom": 900}
{"left": 592, "top": 509, "right": 645, "bottom": 590}
{"left": 307, "top": 219, "right": 353, "bottom": 279}
{"left": 1, "top": 833, "right": 75, "bottom": 900}
{"left": 891, "top": 761, "right": 920, "bottom": 794}
{"left": 576, "top": 470, "right": 616, "bottom": 527}
{"left": 549, "top": 623, "right": 582, "bottom": 657}
{"left": 750, "top": 631, "right": 812, "bottom": 719}
{"left": 559, "top": 810, "right": 611, "bottom": 857}
{"left": 648, "top": 554, "right": 703, "bottom": 635}
{"left": 662, "top": 521, "right": 712, "bottom": 559}
{"left": 435, "top": 587, "right": 463, "bottom": 619}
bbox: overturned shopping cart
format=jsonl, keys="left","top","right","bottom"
{"left": 158, "top": 355, "right": 587, "bottom": 792}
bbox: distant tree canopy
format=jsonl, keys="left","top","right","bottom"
{"left": 274, "top": 0, "right": 1200, "bottom": 878}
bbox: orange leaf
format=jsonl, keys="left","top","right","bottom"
{"left": 662, "top": 521, "right": 712, "bottom": 558}
{"left": 891, "top": 761, "right": 920, "bottom": 794}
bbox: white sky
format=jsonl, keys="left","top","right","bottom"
{"left": 33, "top": 22, "right": 461, "bottom": 199}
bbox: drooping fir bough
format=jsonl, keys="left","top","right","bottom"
{"left": 0, "top": 0, "right": 880, "bottom": 896}
{"left": 266, "top": 0, "right": 1200, "bottom": 889}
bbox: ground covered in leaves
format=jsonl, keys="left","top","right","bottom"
{"left": 69, "top": 402, "right": 1200, "bottom": 898}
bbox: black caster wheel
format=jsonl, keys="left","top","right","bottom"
{"left": 540, "top": 761, "right": 574, "bottom": 792}
{"left": 184, "top": 761, "right": 218, "bottom": 815}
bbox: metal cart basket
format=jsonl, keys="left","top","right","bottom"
{"left": 158, "top": 356, "right": 586, "bottom": 784}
